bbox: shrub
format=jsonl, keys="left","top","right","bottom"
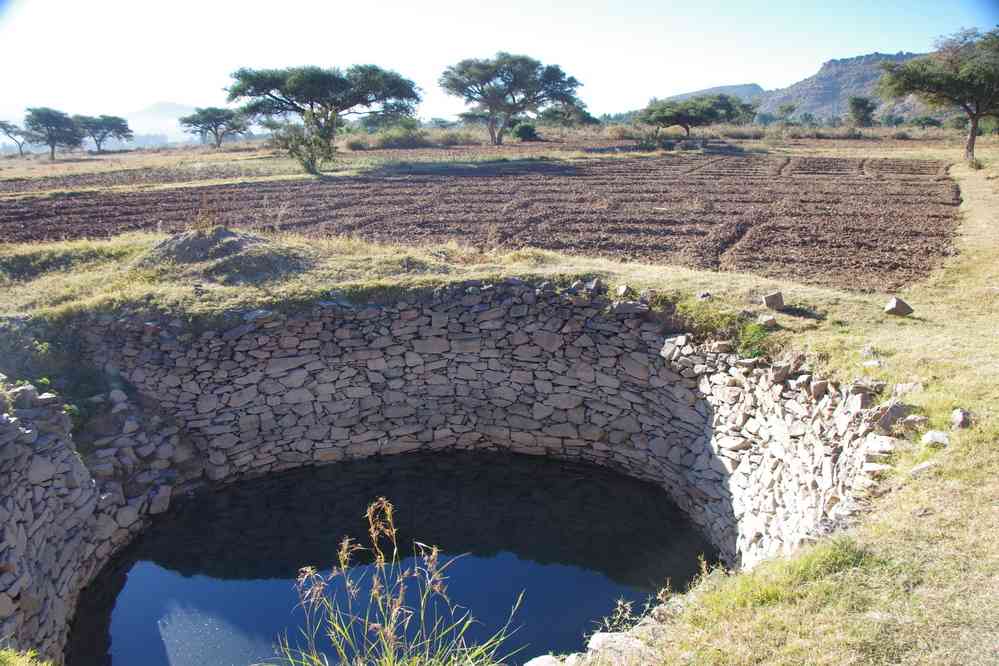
{"left": 275, "top": 498, "right": 519, "bottom": 666}
{"left": 435, "top": 129, "right": 481, "bottom": 146}
{"left": 511, "top": 123, "right": 540, "bottom": 141}
{"left": 371, "top": 127, "right": 434, "bottom": 149}
{"left": 717, "top": 126, "right": 765, "bottom": 140}
{"left": 892, "top": 130, "right": 911, "bottom": 140}
{"left": 345, "top": 136, "right": 370, "bottom": 151}
{"left": 603, "top": 124, "right": 643, "bottom": 140}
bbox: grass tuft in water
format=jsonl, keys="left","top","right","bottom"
{"left": 271, "top": 498, "right": 522, "bottom": 666}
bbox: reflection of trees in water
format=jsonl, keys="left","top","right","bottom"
{"left": 68, "top": 452, "right": 716, "bottom": 664}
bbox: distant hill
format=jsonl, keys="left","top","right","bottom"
{"left": 125, "top": 102, "right": 198, "bottom": 142}
{"left": 667, "top": 83, "right": 765, "bottom": 103}
{"left": 609, "top": 51, "right": 934, "bottom": 124}
{"left": 755, "top": 52, "right": 928, "bottom": 120}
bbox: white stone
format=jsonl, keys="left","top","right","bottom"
{"left": 921, "top": 430, "right": 950, "bottom": 448}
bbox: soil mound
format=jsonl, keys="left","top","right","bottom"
{"left": 135, "top": 227, "right": 312, "bottom": 285}
{"left": 137, "top": 227, "right": 268, "bottom": 266}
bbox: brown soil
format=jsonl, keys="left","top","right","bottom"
{"left": 0, "top": 155, "right": 960, "bottom": 292}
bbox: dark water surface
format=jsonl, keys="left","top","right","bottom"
{"left": 69, "top": 452, "right": 716, "bottom": 665}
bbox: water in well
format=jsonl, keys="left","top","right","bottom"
{"left": 68, "top": 452, "right": 716, "bottom": 665}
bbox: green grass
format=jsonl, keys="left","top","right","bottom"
{"left": 0, "top": 650, "right": 49, "bottom": 666}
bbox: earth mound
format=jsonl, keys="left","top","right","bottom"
{"left": 135, "top": 227, "right": 312, "bottom": 285}
{"left": 136, "top": 227, "right": 268, "bottom": 266}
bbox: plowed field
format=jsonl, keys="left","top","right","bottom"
{"left": 0, "top": 155, "right": 960, "bottom": 291}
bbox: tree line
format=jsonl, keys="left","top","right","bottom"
{"left": 3, "top": 28, "right": 996, "bottom": 164}
{"left": 1, "top": 109, "right": 133, "bottom": 159}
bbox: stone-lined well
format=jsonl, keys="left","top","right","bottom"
{"left": 1, "top": 279, "right": 893, "bottom": 663}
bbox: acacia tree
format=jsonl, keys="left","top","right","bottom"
{"left": 847, "top": 96, "right": 878, "bottom": 127}
{"left": 439, "top": 53, "right": 582, "bottom": 145}
{"left": 73, "top": 115, "right": 134, "bottom": 152}
{"left": 228, "top": 65, "right": 420, "bottom": 155}
{"left": 639, "top": 94, "right": 753, "bottom": 137}
{"left": 0, "top": 121, "right": 28, "bottom": 156}
{"left": 537, "top": 102, "right": 600, "bottom": 128}
{"left": 24, "top": 107, "right": 83, "bottom": 160}
{"left": 880, "top": 28, "right": 999, "bottom": 161}
{"left": 179, "top": 107, "right": 249, "bottom": 148}
{"left": 776, "top": 103, "right": 798, "bottom": 124}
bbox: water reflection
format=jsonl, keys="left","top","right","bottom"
{"left": 69, "top": 452, "right": 716, "bottom": 665}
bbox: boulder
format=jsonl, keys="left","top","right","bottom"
{"left": 951, "top": 408, "right": 972, "bottom": 429}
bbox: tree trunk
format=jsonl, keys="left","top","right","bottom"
{"left": 95, "top": 138, "right": 104, "bottom": 153}
{"left": 487, "top": 118, "right": 499, "bottom": 146}
{"left": 496, "top": 118, "right": 508, "bottom": 146}
{"left": 215, "top": 131, "right": 224, "bottom": 149}
{"left": 965, "top": 115, "right": 979, "bottom": 162}
{"left": 683, "top": 125, "right": 691, "bottom": 137}
{"left": 49, "top": 143, "right": 55, "bottom": 160}
{"left": 16, "top": 143, "right": 24, "bottom": 157}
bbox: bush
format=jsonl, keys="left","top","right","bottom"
{"left": 892, "top": 130, "right": 911, "bottom": 140}
{"left": 717, "top": 126, "right": 765, "bottom": 140}
{"left": 603, "top": 124, "right": 643, "bottom": 140}
{"left": 371, "top": 127, "right": 434, "bottom": 149}
{"left": 435, "top": 129, "right": 481, "bottom": 146}
{"left": 344, "top": 136, "right": 370, "bottom": 151}
{"left": 511, "top": 123, "right": 540, "bottom": 141}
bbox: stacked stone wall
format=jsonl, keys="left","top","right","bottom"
{"left": 1, "top": 279, "right": 892, "bottom": 663}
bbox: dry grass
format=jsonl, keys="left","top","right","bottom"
{"left": 0, "top": 139, "right": 997, "bottom": 665}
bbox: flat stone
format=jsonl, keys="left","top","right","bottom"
{"left": 547, "top": 393, "right": 584, "bottom": 410}
{"left": 116, "top": 505, "right": 139, "bottom": 528}
{"left": 884, "top": 297, "right": 913, "bottom": 316}
{"left": 284, "top": 388, "right": 314, "bottom": 404}
{"left": 762, "top": 291, "right": 784, "bottom": 310}
{"left": 149, "top": 486, "right": 172, "bottom": 514}
{"left": 27, "top": 456, "right": 56, "bottom": 484}
{"left": 532, "top": 331, "right": 563, "bottom": 353}
{"left": 413, "top": 337, "right": 450, "bottom": 354}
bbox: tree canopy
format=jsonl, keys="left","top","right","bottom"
{"left": 439, "top": 52, "right": 582, "bottom": 145}
{"left": 880, "top": 27, "right": 999, "bottom": 160}
{"left": 227, "top": 65, "right": 420, "bottom": 146}
{"left": 638, "top": 94, "right": 756, "bottom": 136}
{"left": 847, "top": 96, "right": 878, "bottom": 127}
{"left": 24, "top": 107, "right": 83, "bottom": 160}
{"left": 73, "top": 115, "right": 133, "bottom": 152}
{"left": 178, "top": 107, "right": 249, "bottom": 148}
{"left": 776, "top": 103, "right": 798, "bottom": 122}
{"left": 0, "top": 121, "right": 28, "bottom": 157}
{"left": 537, "top": 102, "right": 600, "bottom": 128}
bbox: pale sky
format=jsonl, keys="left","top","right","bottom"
{"left": 0, "top": 0, "right": 997, "bottom": 129}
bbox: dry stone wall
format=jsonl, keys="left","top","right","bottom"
{"left": 2, "top": 279, "right": 893, "bottom": 664}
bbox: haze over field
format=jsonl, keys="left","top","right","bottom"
{"left": 0, "top": 0, "right": 996, "bottom": 137}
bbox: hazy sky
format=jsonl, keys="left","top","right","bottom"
{"left": 0, "top": 0, "right": 997, "bottom": 125}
